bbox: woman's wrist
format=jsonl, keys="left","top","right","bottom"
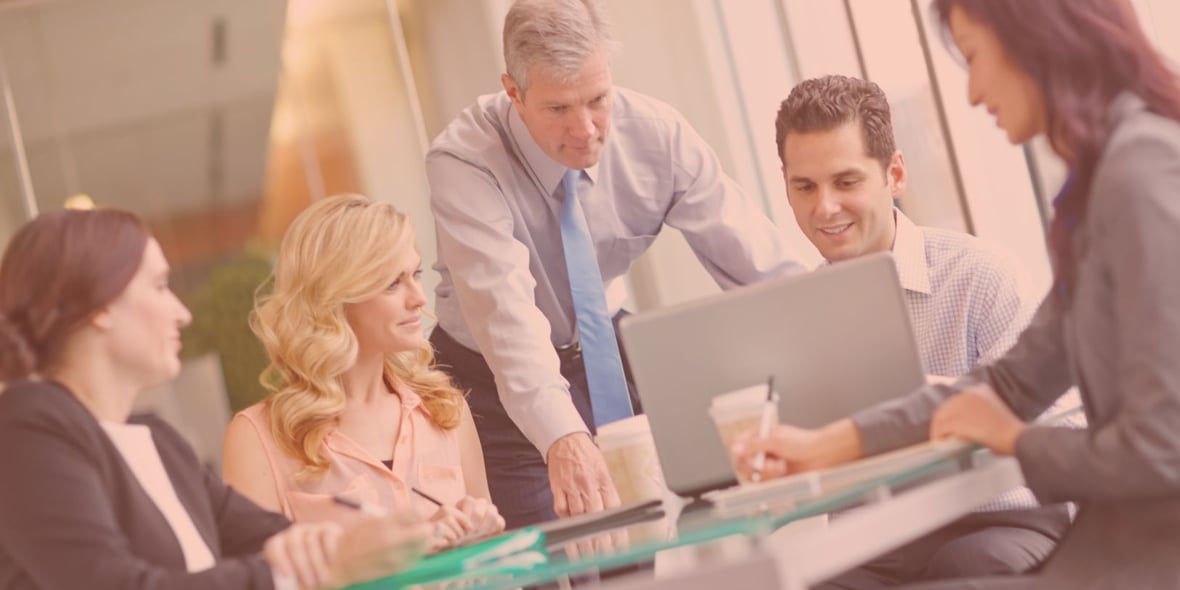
{"left": 812, "top": 419, "right": 864, "bottom": 468}
{"left": 269, "top": 567, "right": 301, "bottom": 590}
{"left": 1000, "top": 422, "right": 1028, "bottom": 456}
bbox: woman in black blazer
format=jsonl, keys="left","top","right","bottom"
{"left": 0, "top": 209, "right": 428, "bottom": 590}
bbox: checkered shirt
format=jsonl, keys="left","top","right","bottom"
{"left": 891, "top": 208, "right": 1075, "bottom": 512}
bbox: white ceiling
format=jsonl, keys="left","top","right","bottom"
{"left": 0, "top": 0, "right": 283, "bottom": 218}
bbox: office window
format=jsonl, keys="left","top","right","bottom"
{"left": 848, "top": 0, "right": 968, "bottom": 233}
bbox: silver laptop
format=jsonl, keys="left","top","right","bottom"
{"left": 618, "top": 252, "right": 924, "bottom": 497}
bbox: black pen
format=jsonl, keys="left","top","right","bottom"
{"left": 750, "top": 374, "right": 778, "bottom": 483}
{"left": 332, "top": 495, "right": 387, "bottom": 516}
{"left": 412, "top": 487, "right": 444, "bottom": 507}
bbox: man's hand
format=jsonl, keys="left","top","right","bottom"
{"left": 547, "top": 432, "right": 621, "bottom": 518}
{"left": 930, "top": 385, "right": 1026, "bottom": 455}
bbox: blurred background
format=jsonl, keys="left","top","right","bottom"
{"left": 1, "top": 0, "right": 1178, "bottom": 469}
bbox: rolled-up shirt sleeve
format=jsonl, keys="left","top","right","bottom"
{"left": 427, "top": 152, "right": 588, "bottom": 457}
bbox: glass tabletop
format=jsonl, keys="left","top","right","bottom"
{"left": 347, "top": 440, "right": 979, "bottom": 590}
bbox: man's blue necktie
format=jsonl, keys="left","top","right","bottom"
{"left": 559, "top": 169, "right": 634, "bottom": 427}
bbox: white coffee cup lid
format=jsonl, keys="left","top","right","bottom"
{"left": 710, "top": 384, "right": 775, "bottom": 409}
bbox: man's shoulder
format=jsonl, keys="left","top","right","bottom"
{"left": 613, "top": 87, "right": 679, "bottom": 117}
{"left": 611, "top": 86, "right": 687, "bottom": 133}
{"left": 427, "top": 91, "right": 514, "bottom": 163}
{"left": 918, "top": 225, "right": 1021, "bottom": 285}
{"left": 608, "top": 87, "right": 707, "bottom": 165}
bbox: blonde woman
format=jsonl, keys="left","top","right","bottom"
{"left": 0, "top": 208, "right": 428, "bottom": 590}
{"left": 223, "top": 194, "right": 504, "bottom": 549}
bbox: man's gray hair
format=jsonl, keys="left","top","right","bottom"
{"left": 503, "top": 0, "right": 620, "bottom": 93}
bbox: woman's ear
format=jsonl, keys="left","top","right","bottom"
{"left": 90, "top": 307, "right": 116, "bottom": 331}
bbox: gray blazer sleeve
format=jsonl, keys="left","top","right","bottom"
{"left": 1015, "top": 122, "right": 1180, "bottom": 504}
{"left": 851, "top": 293, "right": 1074, "bottom": 455}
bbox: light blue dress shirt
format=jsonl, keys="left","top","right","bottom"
{"left": 426, "top": 87, "right": 803, "bottom": 455}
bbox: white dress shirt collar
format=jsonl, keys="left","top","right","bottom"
{"left": 891, "top": 207, "right": 932, "bottom": 295}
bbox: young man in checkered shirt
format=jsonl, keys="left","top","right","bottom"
{"left": 772, "top": 75, "right": 1072, "bottom": 588}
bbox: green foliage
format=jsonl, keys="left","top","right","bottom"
{"left": 181, "top": 249, "right": 275, "bottom": 413}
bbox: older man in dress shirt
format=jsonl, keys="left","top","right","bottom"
{"left": 425, "top": 0, "right": 803, "bottom": 529}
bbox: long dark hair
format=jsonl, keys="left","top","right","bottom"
{"left": 0, "top": 209, "right": 149, "bottom": 381}
{"left": 933, "top": 0, "right": 1180, "bottom": 298}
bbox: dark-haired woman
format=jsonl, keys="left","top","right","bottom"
{"left": 0, "top": 209, "right": 428, "bottom": 590}
{"left": 732, "top": 0, "right": 1180, "bottom": 587}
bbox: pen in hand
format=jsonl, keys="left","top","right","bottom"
{"left": 411, "top": 487, "right": 444, "bottom": 507}
{"left": 750, "top": 375, "right": 778, "bottom": 483}
{"left": 332, "top": 495, "right": 389, "bottom": 517}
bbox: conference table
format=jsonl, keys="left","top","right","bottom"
{"left": 348, "top": 440, "right": 1025, "bottom": 589}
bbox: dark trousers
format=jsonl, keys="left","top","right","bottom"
{"left": 429, "top": 323, "right": 641, "bottom": 530}
{"left": 816, "top": 504, "right": 1071, "bottom": 589}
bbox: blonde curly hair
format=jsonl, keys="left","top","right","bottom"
{"left": 251, "top": 194, "right": 462, "bottom": 476}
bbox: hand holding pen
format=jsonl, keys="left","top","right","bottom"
{"left": 335, "top": 489, "right": 505, "bottom": 551}
{"left": 420, "top": 490, "right": 505, "bottom": 549}
{"left": 334, "top": 492, "right": 462, "bottom": 551}
{"left": 730, "top": 418, "right": 843, "bottom": 482}
{"left": 749, "top": 375, "right": 779, "bottom": 483}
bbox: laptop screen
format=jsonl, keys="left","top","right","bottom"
{"left": 618, "top": 252, "right": 924, "bottom": 497}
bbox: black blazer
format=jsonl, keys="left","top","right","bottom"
{"left": 0, "top": 380, "right": 290, "bottom": 590}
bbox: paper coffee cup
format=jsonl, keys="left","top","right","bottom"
{"left": 596, "top": 415, "right": 670, "bottom": 545}
{"left": 709, "top": 384, "right": 779, "bottom": 484}
{"left": 596, "top": 414, "right": 668, "bottom": 505}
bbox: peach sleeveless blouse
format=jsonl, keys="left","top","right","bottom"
{"left": 235, "top": 388, "right": 464, "bottom": 524}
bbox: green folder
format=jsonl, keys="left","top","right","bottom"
{"left": 344, "top": 526, "right": 548, "bottom": 589}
